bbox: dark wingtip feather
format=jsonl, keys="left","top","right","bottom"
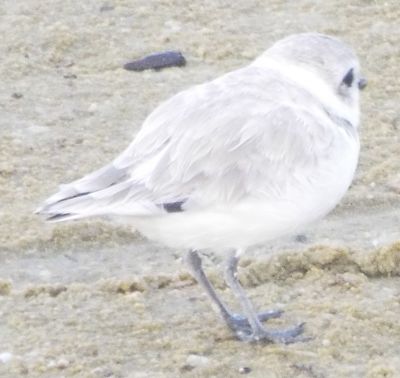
{"left": 162, "top": 201, "right": 185, "bottom": 213}
{"left": 45, "top": 213, "right": 73, "bottom": 222}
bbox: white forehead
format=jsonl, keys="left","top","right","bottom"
{"left": 258, "top": 33, "right": 359, "bottom": 92}
{"left": 262, "top": 33, "right": 359, "bottom": 82}
{"left": 267, "top": 33, "right": 358, "bottom": 65}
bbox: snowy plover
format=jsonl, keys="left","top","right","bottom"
{"left": 37, "top": 33, "right": 366, "bottom": 342}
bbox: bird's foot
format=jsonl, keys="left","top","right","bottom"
{"left": 236, "top": 322, "right": 306, "bottom": 344}
{"left": 225, "top": 309, "right": 283, "bottom": 334}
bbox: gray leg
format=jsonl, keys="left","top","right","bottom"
{"left": 225, "top": 252, "right": 305, "bottom": 343}
{"left": 185, "top": 250, "right": 282, "bottom": 333}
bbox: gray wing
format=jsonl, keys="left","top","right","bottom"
{"left": 37, "top": 66, "right": 334, "bottom": 221}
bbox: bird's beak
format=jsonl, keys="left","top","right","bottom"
{"left": 358, "top": 77, "right": 367, "bottom": 90}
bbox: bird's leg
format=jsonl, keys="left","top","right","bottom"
{"left": 224, "top": 251, "right": 305, "bottom": 343}
{"left": 185, "top": 250, "right": 281, "bottom": 334}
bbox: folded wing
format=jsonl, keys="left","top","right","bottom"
{"left": 37, "top": 66, "right": 332, "bottom": 222}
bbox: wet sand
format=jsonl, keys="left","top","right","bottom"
{"left": 1, "top": 0, "right": 400, "bottom": 377}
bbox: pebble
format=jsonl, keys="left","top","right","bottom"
{"left": 27, "top": 125, "right": 49, "bottom": 135}
{"left": 0, "top": 352, "right": 13, "bottom": 363}
{"left": 11, "top": 92, "right": 23, "bottom": 99}
{"left": 100, "top": 4, "right": 114, "bottom": 12}
{"left": 295, "top": 234, "right": 308, "bottom": 243}
{"left": 88, "top": 103, "right": 98, "bottom": 113}
{"left": 185, "top": 354, "right": 210, "bottom": 368}
{"left": 239, "top": 366, "right": 252, "bottom": 374}
{"left": 164, "top": 20, "right": 182, "bottom": 32}
{"left": 63, "top": 73, "right": 77, "bottom": 79}
{"left": 387, "top": 178, "right": 400, "bottom": 194}
{"left": 322, "top": 338, "right": 331, "bottom": 346}
{"left": 54, "top": 358, "right": 70, "bottom": 369}
{"left": 38, "top": 269, "right": 52, "bottom": 279}
{"left": 124, "top": 51, "right": 186, "bottom": 71}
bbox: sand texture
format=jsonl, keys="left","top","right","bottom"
{"left": 1, "top": 0, "right": 400, "bottom": 377}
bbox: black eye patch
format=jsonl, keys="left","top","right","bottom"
{"left": 342, "top": 68, "right": 354, "bottom": 87}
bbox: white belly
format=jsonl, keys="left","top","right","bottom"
{"left": 132, "top": 131, "right": 359, "bottom": 251}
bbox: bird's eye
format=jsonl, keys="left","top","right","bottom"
{"left": 342, "top": 68, "right": 354, "bottom": 87}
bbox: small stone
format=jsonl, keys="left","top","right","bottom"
{"left": 91, "top": 366, "right": 114, "bottom": 376}
{"left": 11, "top": 92, "right": 23, "bottom": 99}
{"left": 186, "top": 354, "right": 209, "bottom": 368}
{"left": 55, "top": 358, "right": 69, "bottom": 369}
{"left": 295, "top": 234, "right": 308, "bottom": 243}
{"left": 322, "top": 338, "right": 331, "bottom": 346}
{"left": 27, "top": 125, "right": 49, "bottom": 135}
{"left": 88, "top": 103, "right": 98, "bottom": 113}
{"left": 124, "top": 51, "right": 186, "bottom": 71}
{"left": 0, "top": 281, "right": 11, "bottom": 295}
{"left": 239, "top": 366, "right": 252, "bottom": 374}
{"left": 0, "top": 352, "right": 13, "bottom": 363}
{"left": 387, "top": 178, "right": 400, "bottom": 194}
{"left": 100, "top": 4, "right": 114, "bottom": 12}
{"left": 180, "top": 364, "right": 194, "bottom": 372}
{"left": 63, "top": 73, "right": 77, "bottom": 79}
{"left": 392, "top": 115, "right": 400, "bottom": 130}
{"left": 38, "top": 269, "right": 52, "bottom": 279}
{"left": 48, "top": 285, "right": 67, "bottom": 297}
{"left": 164, "top": 20, "right": 182, "bottom": 32}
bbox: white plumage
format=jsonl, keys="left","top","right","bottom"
{"left": 37, "top": 33, "right": 363, "bottom": 252}
{"left": 37, "top": 33, "right": 367, "bottom": 343}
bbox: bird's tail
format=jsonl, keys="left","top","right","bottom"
{"left": 36, "top": 163, "right": 130, "bottom": 222}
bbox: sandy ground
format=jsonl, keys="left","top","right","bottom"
{"left": 1, "top": 0, "right": 400, "bottom": 377}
